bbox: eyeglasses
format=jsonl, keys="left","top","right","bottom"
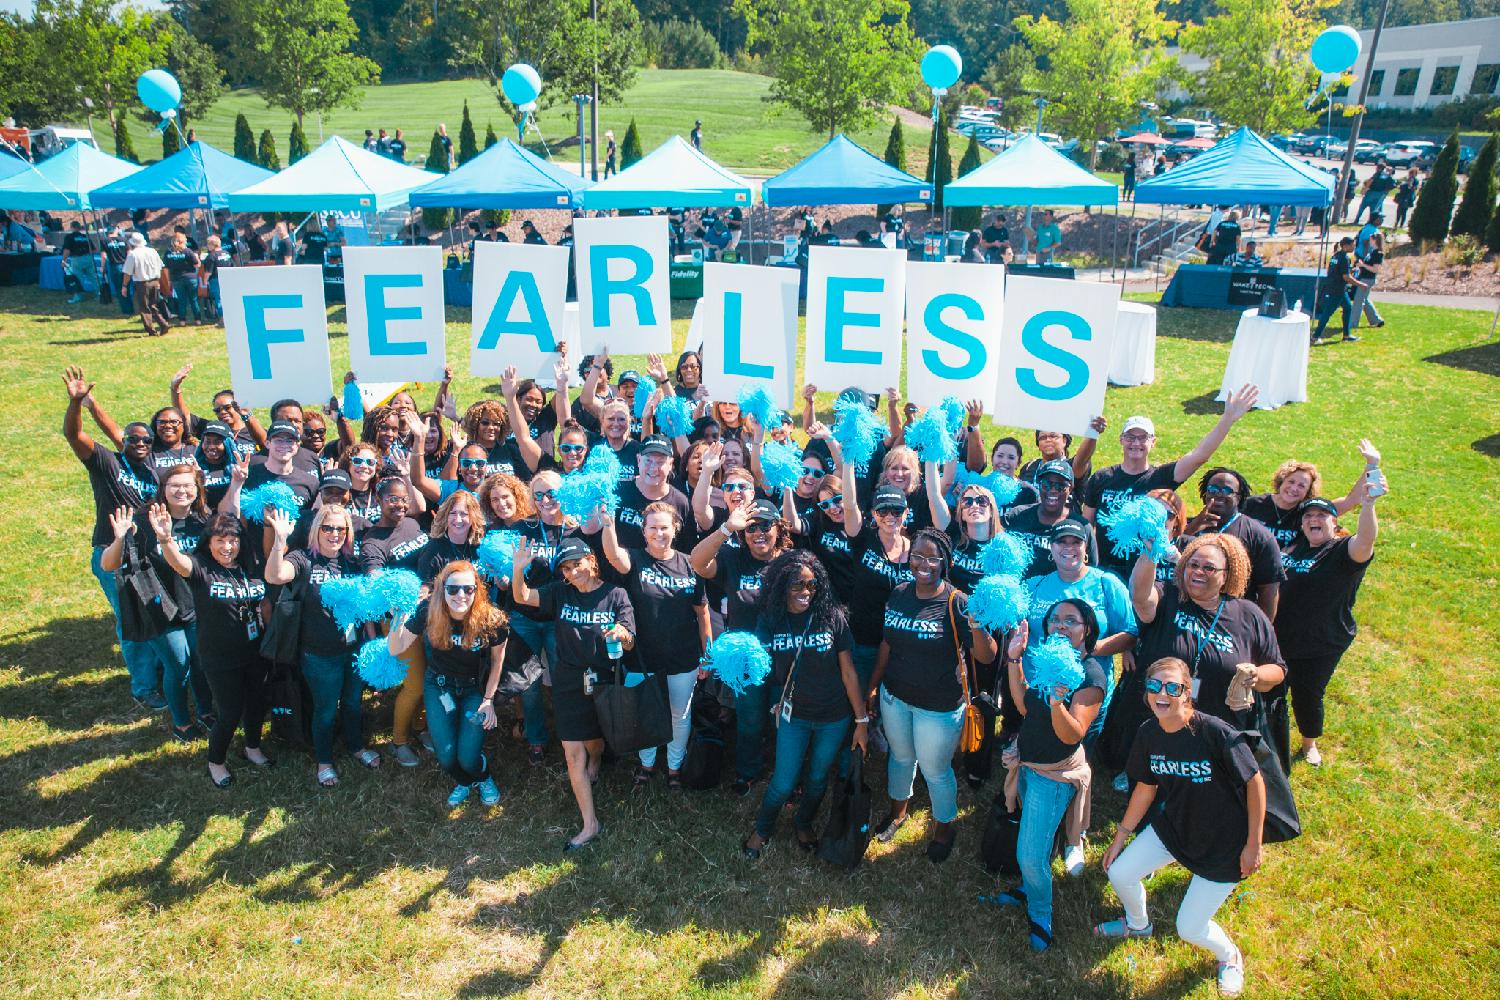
{"left": 1183, "top": 560, "right": 1225, "bottom": 574}
{"left": 744, "top": 521, "right": 773, "bottom": 535}
{"left": 722, "top": 482, "right": 752, "bottom": 493}
{"left": 1048, "top": 615, "right": 1085, "bottom": 630}
{"left": 444, "top": 583, "right": 477, "bottom": 596}
{"left": 788, "top": 580, "right": 817, "bottom": 592}
{"left": 800, "top": 467, "right": 826, "bottom": 479}
{"left": 318, "top": 525, "right": 348, "bottom": 535}
{"left": 817, "top": 495, "right": 844, "bottom": 510}
{"left": 459, "top": 458, "right": 488, "bottom": 470}
{"left": 155, "top": 419, "right": 182, "bottom": 428}
{"left": 558, "top": 443, "right": 586, "bottom": 455}
{"left": 124, "top": 434, "right": 153, "bottom": 445}
{"left": 533, "top": 489, "right": 556, "bottom": 503}
{"left": 1204, "top": 483, "right": 1236, "bottom": 496}
{"left": 349, "top": 456, "right": 376, "bottom": 468}
{"left": 960, "top": 495, "right": 991, "bottom": 508}
{"left": 909, "top": 553, "right": 944, "bottom": 567}
{"left": 1122, "top": 432, "right": 1152, "bottom": 444}
{"left": 212, "top": 403, "right": 237, "bottom": 414}
{"left": 477, "top": 419, "right": 503, "bottom": 428}
{"left": 1144, "top": 678, "right": 1189, "bottom": 698}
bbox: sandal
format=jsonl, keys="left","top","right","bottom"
{"left": 874, "top": 813, "right": 908, "bottom": 843}
{"left": 353, "top": 749, "right": 381, "bottom": 769}
{"left": 632, "top": 765, "right": 655, "bottom": 789}
{"left": 316, "top": 766, "right": 339, "bottom": 788}
{"left": 667, "top": 769, "right": 683, "bottom": 791}
{"left": 1094, "top": 918, "right": 1155, "bottom": 939}
{"left": 740, "top": 835, "right": 763, "bottom": 860}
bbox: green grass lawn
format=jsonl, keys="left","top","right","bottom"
{"left": 112, "top": 70, "right": 935, "bottom": 177}
{"left": 0, "top": 287, "right": 1496, "bottom": 997}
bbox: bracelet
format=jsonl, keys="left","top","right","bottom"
{"left": 1118, "top": 824, "right": 1135, "bottom": 836}
{"left": 480, "top": 697, "right": 493, "bottom": 705}
{"left": 854, "top": 716, "right": 870, "bottom": 725}
{"left": 719, "top": 523, "right": 733, "bottom": 538}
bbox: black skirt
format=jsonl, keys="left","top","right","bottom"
{"left": 551, "top": 661, "right": 605, "bottom": 742}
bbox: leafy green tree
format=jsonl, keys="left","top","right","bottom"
{"left": 931, "top": 110, "right": 953, "bottom": 214}
{"left": 621, "top": 118, "right": 644, "bottom": 168}
{"left": 878, "top": 116, "right": 907, "bottom": 215}
{"left": 458, "top": 101, "right": 479, "bottom": 165}
{"left": 1178, "top": 0, "right": 1331, "bottom": 135}
{"left": 422, "top": 130, "right": 454, "bottom": 229}
{"left": 1014, "top": 0, "right": 1176, "bottom": 167}
{"left": 233, "top": 113, "right": 256, "bottom": 161}
{"left": 257, "top": 128, "right": 280, "bottom": 170}
{"left": 950, "top": 133, "right": 983, "bottom": 229}
{"left": 160, "top": 20, "right": 225, "bottom": 120}
{"left": 162, "top": 117, "right": 182, "bottom": 158}
{"left": 979, "top": 44, "right": 1036, "bottom": 131}
{"left": 1408, "top": 132, "right": 1461, "bottom": 246}
{"left": 164, "top": 0, "right": 256, "bottom": 84}
{"left": 484, "top": 121, "right": 499, "bottom": 150}
{"left": 735, "top": 0, "right": 922, "bottom": 139}
{"left": 288, "top": 118, "right": 310, "bottom": 163}
{"left": 1486, "top": 190, "right": 1500, "bottom": 253}
{"left": 113, "top": 117, "right": 139, "bottom": 163}
{"left": 33, "top": 0, "right": 171, "bottom": 145}
{"left": 1451, "top": 133, "right": 1497, "bottom": 241}
{"left": 239, "top": 0, "right": 380, "bottom": 127}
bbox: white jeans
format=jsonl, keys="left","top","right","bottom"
{"left": 1107, "top": 825, "right": 1239, "bottom": 962}
{"left": 629, "top": 671, "right": 697, "bottom": 771}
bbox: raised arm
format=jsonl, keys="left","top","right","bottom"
{"left": 1348, "top": 477, "right": 1381, "bottom": 564}
{"left": 1130, "top": 549, "right": 1161, "bottom": 625}
{"left": 510, "top": 541, "right": 541, "bottom": 608}
{"left": 1172, "top": 383, "right": 1258, "bottom": 483}
{"left": 148, "top": 503, "right": 195, "bottom": 578}
{"left": 691, "top": 504, "right": 747, "bottom": 580}
{"left": 841, "top": 453, "right": 863, "bottom": 538}
{"left": 1074, "top": 415, "right": 1106, "bottom": 480}
{"left": 579, "top": 351, "right": 608, "bottom": 419}
{"left": 799, "top": 383, "right": 818, "bottom": 436}
{"left": 884, "top": 386, "right": 903, "bottom": 447}
{"left": 87, "top": 391, "right": 127, "bottom": 452}
{"left": 1332, "top": 438, "right": 1381, "bottom": 515}
{"left": 964, "top": 400, "right": 986, "bottom": 473}
{"left": 98, "top": 505, "right": 137, "bottom": 572}
{"left": 408, "top": 442, "right": 441, "bottom": 505}
{"left": 1004, "top": 623, "right": 1030, "bottom": 716}
{"left": 262, "top": 510, "right": 297, "bottom": 586}
{"left": 925, "top": 460, "right": 952, "bottom": 532}
{"left": 553, "top": 348, "right": 573, "bottom": 427}
{"left": 598, "top": 510, "right": 632, "bottom": 575}
{"left": 170, "top": 363, "right": 194, "bottom": 431}
{"left": 217, "top": 451, "right": 249, "bottom": 517}
{"left": 61, "top": 366, "right": 97, "bottom": 461}
{"left": 501, "top": 366, "right": 543, "bottom": 473}
{"left": 692, "top": 443, "right": 724, "bottom": 532}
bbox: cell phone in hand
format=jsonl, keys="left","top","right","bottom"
{"left": 1365, "top": 468, "right": 1387, "bottom": 498}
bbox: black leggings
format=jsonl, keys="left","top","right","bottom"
{"left": 202, "top": 652, "right": 271, "bottom": 765}
{"left": 1285, "top": 652, "right": 1344, "bottom": 741}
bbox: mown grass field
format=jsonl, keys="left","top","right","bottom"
{"left": 0, "top": 284, "right": 1496, "bottom": 998}
{"left": 110, "top": 70, "right": 935, "bottom": 176}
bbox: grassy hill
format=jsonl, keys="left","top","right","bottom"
{"left": 114, "top": 70, "right": 935, "bottom": 176}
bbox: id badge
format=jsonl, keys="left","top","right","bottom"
{"left": 780, "top": 700, "right": 792, "bottom": 723}
{"left": 245, "top": 618, "right": 260, "bottom": 642}
{"left": 1191, "top": 676, "right": 1203, "bottom": 700}
{"left": 343, "top": 623, "right": 357, "bottom": 644}
{"left": 439, "top": 691, "right": 456, "bottom": 714}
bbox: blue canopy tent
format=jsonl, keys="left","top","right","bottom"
{"left": 582, "top": 136, "right": 752, "bottom": 210}
{"left": 0, "top": 152, "right": 30, "bottom": 184}
{"left": 408, "top": 138, "right": 589, "bottom": 209}
{"left": 944, "top": 134, "right": 1118, "bottom": 208}
{"left": 225, "top": 136, "right": 436, "bottom": 214}
{"left": 89, "top": 141, "right": 273, "bottom": 210}
{"left": 762, "top": 134, "right": 931, "bottom": 206}
{"left": 0, "top": 143, "right": 139, "bottom": 210}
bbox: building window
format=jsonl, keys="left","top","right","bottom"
{"left": 1430, "top": 66, "right": 1459, "bottom": 96}
{"left": 1394, "top": 67, "right": 1420, "bottom": 97}
{"left": 1473, "top": 64, "right": 1500, "bottom": 96}
{"left": 1368, "top": 69, "right": 1386, "bottom": 96}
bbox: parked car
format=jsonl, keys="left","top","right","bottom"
{"left": 1383, "top": 140, "right": 1437, "bottom": 168}
{"left": 1351, "top": 139, "right": 1386, "bottom": 163}
{"left": 26, "top": 125, "right": 98, "bottom": 161}
{"left": 1291, "top": 133, "right": 1324, "bottom": 154}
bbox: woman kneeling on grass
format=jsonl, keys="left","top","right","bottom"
{"left": 1095, "top": 656, "right": 1265, "bottom": 998}
{"left": 387, "top": 561, "right": 508, "bottom": 808}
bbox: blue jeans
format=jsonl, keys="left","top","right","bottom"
{"left": 423, "top": 669, "right": 490, "bottom": 786}
{"left": 735, "top": 679, "right": 771, "bottom": 782}
{"left": 172, "top": 275, "right": 201, "bottom": 322}
{"left": 301, "top": 649, "right": 363, "bottom": 762}
{"left": 207, "top": 276, "right": 222, "bottom": 319}
{"left": 1315, "top": 287, "right": 1352, "bottom": 338}
{"left": 90, "top": 545, "right": 162, "bottom": 699}
{"left": 509, "top": 614, "right": 555, "bottom": 746}
{"left": 1017, "top": 767, "right": 1078, "bottom": 930}
{"left": 880, "top": 686, "right": 963, "bottom": 823}
{"left": 1265, "top": 206, "right": 1281, "bottom": 237}
{"left": 148, "top": 624, "right": 213, "bottom": 729}
{"left": 107, "top": 263, "right": 132, "bottom": 314}
{"left": 634, "top": 670, "right": 697, "bottom": 770}
{"left": 754, "top": 715, "right": 850, "bottom": 839}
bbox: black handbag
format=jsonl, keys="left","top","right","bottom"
{"left": 681, "top": 686, "right": 725, "bottom": 790}
{"left": 978, "top": 791, "right": 1023, "bottom": 877}
{"left": 592, "top": 661, "right": 672, "bottom": 754}
{"left": 1249, "top": 702, "right": 1302, "bottom": 844}
{"left": 816, "top": 751, "right": 873, "bottom": 870}
{"left": 258, "top": 577, "right": 306, "bottom": 666}
{"left": 1098, "top": 666, "right": 1148, "bottom": 772}
{"left": 961, "top": 687, "right": 1000, "bottom": 784}
{"left": 266, "top": 661, "right": 313, "bottom": 749}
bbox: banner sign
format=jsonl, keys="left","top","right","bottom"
{"left": 992, "top": 274, "right": 1119, "bottom": 436}
{"left": 804, "top": 246, "right": 906, "bottom": 394}
{"left": 470, "top": 241, "right": 574, "bottom": 383}
{"left": 573, "top": 215, "right": 671, "bottom": 354}
{"left": 344, "top": 245, "right": 447, "bottom": 383}
{"left": 699, "top": 261, "right": 800, "bottom": 410}
{"left": 904, "top": 260, "right": 1004, "bottom": 411}
{"left": 220, "top": 264, "right": 332, "bottom": 408}
{"left": 1227, "top": 268, "right": 1277, "bottom": 307}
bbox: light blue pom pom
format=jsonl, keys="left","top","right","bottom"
{"left": 980, "top": 533, "right": 1032, "bottom": 578}
{"left": 705, "top": 631, "right": 771, "bottom": 696}
{"left": 366, "top": 568, "right": 422, "bottom": 621}
{"left": 937, "top": 396, "right": 966, "bottom": 436}
{"left": 241, "top": 481, "right": 301, "bottom": 524}
{"left": 355, "top": 637, "right": 409, "bottom": 690}
{"left": 760, "top": 440, "right": 804, "bottom": 496}
{"left": 954, "top": 467, "right": 1024, "bottom": 507}
{"left": 904, "top": 407, "right": 958, "bottom": 464}
{"left": 558, "top": 472, "right": 619, "bottom": 521}
{"left": 633, "top": 383, "right": 653, "bottom": 421}
{"left": 477, "top": 529, "right": 522, "bottom": 580}
{"left": 737, "top": 385, "right": 784, "bottom": 432}
{"left": 967, "top": 574, "right": 1029, "bottom": 633}
{"left": 1029, "top": 633, "right": 1086, "bottom": 694}
{"left": 655, "top": 394, "right": 694, "bottom": 439}
{"left": 832, "top": 395, "right": 885, "bottom": 466}
{"left": 1099, "top": 495, "right": 1174, "bottom": 564}
{"left": 318, "top": 576, "right": 372, "bottom": 632}
{"left": 583, "top": 443, "right": 623, "bottom": 482}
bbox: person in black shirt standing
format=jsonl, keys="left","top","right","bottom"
{"left": 1351, "top": 230, "right": 1385, "bottom": 331}
{"left": 61, "top": 220, "right": 97, "bottom": 303}
{"left": 521, "top": 220, "right": 547, "bottom": 245}
{"left": 1082, "top": 387, "right": 1258, "bottom": 580}
{"left": 604, "top": 130, "right": 617, "bottom": 177}
{"left": 691, "top": 120, "right": 703, "bottom": 150}
{"left": 199, "top": 234, "right": 234, "bottom": 324}
{"left": 1180, "top": 468, "right": 1285, "bottom": 620}
{"left": 1274, "top": 457, "right": 1382, "bottom": 768}
{"left": 1204, "top": 210, "right": 1241, "bottom": 266}
{"left": 388, "top": 128, "right": 407, "bottom": 163}
{"left": 1096, "top": 656, "right": 1264, "bottom": 998}
{"left": 980, "top": 212, "right": 1010, "bottom": 263}
{"left": 1313, "top": 236, "right": 1365, "bottom": 345}
{"left": 162, "top": 231, "right": 202, "bottom": 325}
{"left": 103, "top": 224, "right": 133, "bottom": 316}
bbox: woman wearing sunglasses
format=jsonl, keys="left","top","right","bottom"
{"left": 1181, "top": 468, "right": 1286, "bottom": 620}
{"left": 691, "top": 495, "right": 794, "bottom": 795}
{"left": 1130, "top": 533, "right": 1285, "bottom": 730}
{"left": 1274, "top": 456, "right": 1382, "bottom": 768}
{"left": 550, "top": 422, "right": 592, "bottom": 476}
{"left": 265, "top": 505, "right": 382, "bottom": 787}
{"left": 782, "top": 427, "right": 855, "bottom": 605}
{"left": 1241, "top": 444, "right": 1370, "bottom": 548}
{"left": 338, "top": 443, "right": 384, "bottom": 523}
{"left": 412, "top": 441, "right": 491, "bottom": 507}
{"left": 741, "top": 550, "right": 868, "bottom": 858}
{"left": 387, "top": 561, "right": 508, "bottom": 807}
{"left": 927, "top": 472, "right": 1002, "bottom": 594}
{"left": 1096, "top": 656, "right": 1265, "bottom": 998}
{"left": 691, "top": 444, "right": 753, "bottom": 538}
{"left": 841, "top": 470, "right": 915, "bottom": 696}
{"left": 672, "top": 351, "right": 702, "bottom": 400}
{"left": 987, "top": 600, "right": 1106, "bottom": 951}
{"left": 866, "top": 528, "right": 998, "bottom": 861}
{"left": 512, "top": 537, "right": 635, "bottom": 851}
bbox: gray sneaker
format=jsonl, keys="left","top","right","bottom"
{"left": 417, "top": 730, "right": 434, "bottom": 753}
{"left": 136, "top": 692, "right": 169, "bottom": 712}
{"left": 392, "top": 744, "right": 421, "bottom": 768}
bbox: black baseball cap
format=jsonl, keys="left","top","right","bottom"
{"left": 838, "top": 386, "right": 876, "bottom": 411}
{"left": 1036, "top": 459, "right": 1073, "bottom": 483}
{"left": 617, "top": 369, "right": 642, "bottom": 386}
{"left": 747, "top": 498, "right": 779, "bottom": 523}
{"left": 1300, "top": 497, "right": 1338, "bottom": 517}
{"left": 267, "top": 420, "right": 299, "bottom": 440}
{"left": 200, "top": 421, "right": 233, "bottom": 441}
{"left": 1050, "top": 519, "right": 1089, "bottom": 542}
{"left": 872, "top": 485, "right": 908, "bottom": 511}
{"left": 555, "top": 537, "right": 593, "bottom": 565}
{"left": 319, "top": 469, "right": 353, "bottom": 491}
{"left": 638, "top": 436, "right": 672, "bottom": 457}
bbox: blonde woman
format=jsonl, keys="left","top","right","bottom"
{"left": 1241, "top": 443, "right": 1371, "bottom": 547}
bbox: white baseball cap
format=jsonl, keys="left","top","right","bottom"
{"left": 127, "top": 232, "right": 145, "bottom": 247}
{"left": 1122, "top": 415, "right": 1156, "bottom": 436}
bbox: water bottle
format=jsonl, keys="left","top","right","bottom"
{"left": 605, "top": 634, "right": 623, "bottom": 661}
{"left": 1292, "top": 299, "right": 1302, "bottom": 316}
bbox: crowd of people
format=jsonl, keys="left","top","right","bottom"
{"left": 62, "top": 345, "right": 1387, "bottom": 995}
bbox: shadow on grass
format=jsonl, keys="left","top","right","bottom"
{"left": 1472, "top": 432, "right": 1500, "bottom": 458}
{"left": 1155, "top": 307, "right": 1239, "bottom": 345}
{"left": 1423, "top": 340, "right": 1500, "bottom": 378}
{"left": 1179, "top": 390, "right": 1223, "bottom": 416}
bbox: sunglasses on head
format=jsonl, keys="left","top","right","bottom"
{"left": 1204, "top": 483, "right": 1236, "bottom": 496}
{"left": 558, "top": 443, "right": 586, "bottom": 454}
{"left": 1144, "top": 678, "right": 1189, "bottom": 698}
{"left": 459, "top": 457, "right": 488, "bottom": 469}
{"left": 817, "top": 495, "right": 844, "bottom": 510}
{"left": 444, "top": 583, "right": 477, "bottom": 596}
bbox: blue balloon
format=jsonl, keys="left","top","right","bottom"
{"left": 501, "top": 64, "right": 542, "bottom": 107}
{"left": 921, "top": 45, "right": 963, "bottom": 90}
{"left": 1310, "top": 26, "right": 1361, "bottom": 75}
{"left": 137, "top": 69, "right": 181, "bottom": 114}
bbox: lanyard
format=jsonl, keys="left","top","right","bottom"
{"left": 1189, "top": 598, "right": 1226, "bottom": 677}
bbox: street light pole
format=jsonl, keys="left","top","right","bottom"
{"left": 590, "top": 0, "right": 599, "bottom": 181}
{"left": 572, "top": 94, "right": 592, "bottom": 177}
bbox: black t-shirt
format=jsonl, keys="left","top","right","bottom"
{"left": 408, "top": 599, "right": 508, "bottom": 685}
{"left": 1000, "top": 502, "right": 1098, "bottom": 579}
{"left": 1136, "top": 584, "right": 1284, "bottom": 725}
{"left": 1210, "top": 220, "right": 1240, "bottom": 256}
{"left": 513, "top": 518, "right": 581, "bottom": 619}
{"left": 757, "top": 611, "right": 854, "bottom": 723}
{"left": 288, "top": 509, "right": 371, "bottom": 554}
{"left": 359, "top": 517, "right": 430, "bottom": 573}
{"left": 603, "top": 438, "right": 639, "bottom": 482}
{"left": 388, "top": 138, "right": 406, "bottom": 161}
{"left": 1241, "top": 493, "right": 1301, "bottom": 548}
{"left": 613, "top": 481, "right": 693, "bottom": 551}
{"left": 148, "top": 442, "right": 196, "bottom": 473}
{"left": 287, "top": 550, "right": 362, "bottom": 654}
{"left": 162, "top": 247, "right": 199, "bottom": 278}
{"left": 1019, "top": 657, "right": 1108, "bottom": 765}
{"left": 345, "top": 487, "right": 383, "bottom": 524}
{"left": 535, "top": 580, "right": 635, "bottom": 669}
{"left": 201, "top": 248, "right": 234, "bottom": 278}
{"left": 1127, "top": 713, "right": 1260, "bottom": 883}
{"left": 82, "top": 444, "right": 158, "bottom": 547}
{"left": 104, "top": 235, "right": 130, "bottom": 267}
{"left": 850, "top": 524, "right": 913, "bottom": 646}
{"left": 1357, "top": 247, "right": 1384, "bottom": 279}
{"left": 244, "top": 461, "right": 318, "bottom": 510}
{"left": 1275, "top": 536, "right": 1371, "bottom": 658}
{"left": 302, "top": 233, "right": 329, "bottom": 264}
{"left": 947, "top": 525, "right": 987, "bottom": 594}
{"left": 807, "top": 515, "right": 855, "bottom": 605}
{"left": 1179, "top": 514, "right": 1285, "bottom": 592}
{"left": 619, "top": 548, "right": 705, "bottom": 674}
{"left": 1325, "top": 250, "right": 1352, "bottom": 285}
{"left": 713, "top": 543, "right": 775, "bottom": 631}
{"left": 63, "top": 232, "right": 92, "bottom": 257}
{"left": 197, "top": 456, "right": 232, "bottom": 510}
{"left": 186, "top": 553, "right": 266, "bottom": 655}
{"left": 880, "top": 583, "right": 974, "bottom": 712}
{"left": 127, "top": 510, "right": 207, "bottom": 634}
{"left": 417, "top": 537, "right": 478, "bottom": 584}
{"left": 1083, "top": 463, "right": 1183, "bottom": 577}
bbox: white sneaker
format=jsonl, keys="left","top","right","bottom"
{"left": 1112, "top": 771, "right": 1129, "bottom": 793}
{"left": 1217, "top": 948, "right": 1245, "bottom": 996}
{"left": 1304, "top": 744, "right": 1322, "bottom": 767}
{"left": 1063, "top": 843, "right": 1086, "bottom": 878}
